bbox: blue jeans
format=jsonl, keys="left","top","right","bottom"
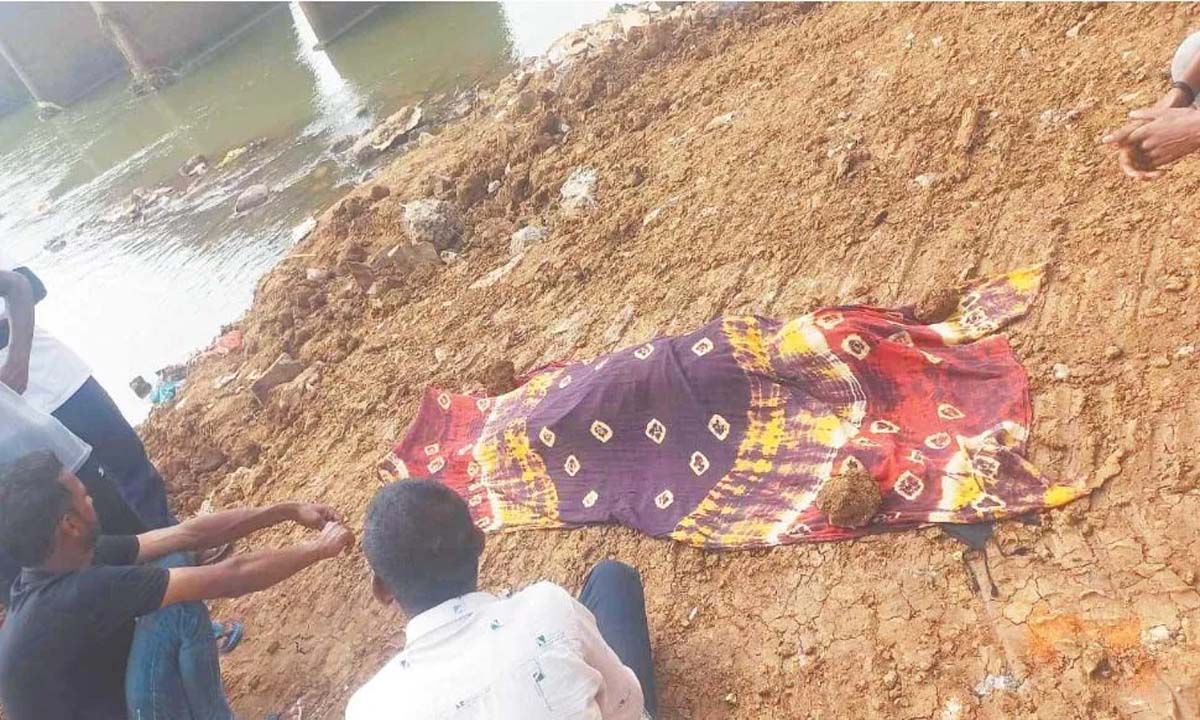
{"left": 125, "top": 553, "right": 233, "bottom": 720}
{"left": 579, "top": 560, "right": 658, "bottom": 718}
{"left": 52, "top": 376, "right": 174, "bottom": 529}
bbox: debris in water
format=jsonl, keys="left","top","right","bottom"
{"left": 150, "top": 379, "right": 182, "bottom": 405}
{"left": 130, "top": 375, "right": 152, "bottom": 399}
{"left": 234, "top": 184, "right": 270, "bottom": 214}
{"left": 292, "top": 217, "right": 318, "bottom": 244}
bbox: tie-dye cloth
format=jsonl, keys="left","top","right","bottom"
{"left": 382, "top": 267, "right": 1088, "bottom": 549}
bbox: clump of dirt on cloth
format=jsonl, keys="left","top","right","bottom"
{"left": 816, "top": 462, "right": 882, "bottom": 528}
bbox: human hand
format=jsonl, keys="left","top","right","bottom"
{"left": 1103, "top": 107, "right": 1200, "bottom": 178}
{"left": 1103, "top": 116, "right": 1159, "bottom": 180}
{"left": 0, "top": 353, "right": 29, "bottom": 394}
{"left": 310, "top": 521, "right": 355, "bottom": 559}
{"left": 289, "top": 502, "right": 341, "bottom": 530}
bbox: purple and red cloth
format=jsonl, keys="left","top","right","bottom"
{"left": 382, "top": 267, "right": 1087, "bottom": 549}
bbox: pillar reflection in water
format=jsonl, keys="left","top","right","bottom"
{"left": 288, "top": 1, "right": 369, "bottom": 138}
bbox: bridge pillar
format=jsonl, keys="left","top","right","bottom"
{"left": 0, "top": 2, "right": 125, "bottom": 108}
{"left": 296, "top": 2, "right": 380, "bottom": 49}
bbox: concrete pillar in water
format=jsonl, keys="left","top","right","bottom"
{"left": 0, "top": 2, "right": 126, "bottom": 112}
{"left": 89, "top": 1, "right": 172, "bottom": 95}
{"left": 0, "top": 53, "right": 29, "bottom": 115}
{"left": 296, "top": 2, "right": 381, "bottom": 49}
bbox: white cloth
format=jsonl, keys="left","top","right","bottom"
{"left": 1173, "top": 31, "right": 1200, "bottom": 105}
{"left": 0, "top": 382, "right": 91, "bottom": 472}
{"left": 0, "top": 249, "right": 91, "bottom": 413}
{"left": 346, "top": 583, "right": 645, "bottom": 720}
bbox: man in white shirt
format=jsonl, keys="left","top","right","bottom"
{"left": 348, "top": 480, "right": 658, "bottom": 720}
{"left": 0, "top": 251, "right": 172, "bottom": 529}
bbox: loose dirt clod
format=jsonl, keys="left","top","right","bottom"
{"left": 914, "top": 287, "right": 961, "bottom": 324}
{"left": 816, "top": 462, "right": 881, "bottom": 528}
{"left": 476, "top": 360, "right": 518, "bottom": 396}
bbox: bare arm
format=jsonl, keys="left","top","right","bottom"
{"left": 0, "top": 269, "right": 34, "bottom": 394}
{"left": 159, "top": 522, "right": 354, "bottom": 606}
{"left": 136, "top": 501, "right": 340, "bottom": 563}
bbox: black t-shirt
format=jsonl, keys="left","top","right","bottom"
{"left": 0, "top": 536, "right": 169, "bottom": 720}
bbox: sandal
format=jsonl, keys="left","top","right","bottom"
{"left": 211, "top": 620, "right": 244, "bottom": 654}
{"left": 196, "top": 542, "right": 233, "bottom": 566}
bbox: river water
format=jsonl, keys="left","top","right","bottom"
{"left": 0, "top": 2, "right": 610, "bottom": 422}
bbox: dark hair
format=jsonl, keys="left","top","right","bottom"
{"left": 0, "top": 451, "right": 71, "bottom": 567}
{"left": 363, "top": 480, "right": 484, "bottom": 613}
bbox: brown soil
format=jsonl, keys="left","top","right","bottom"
{"left": 816, "top": 462, "right": 882, "bottom": 529}
{"left": 140, "top": 4, "right": 1200, "bottom": 718}
{"left": 915, "top": 286, "right": 963, "bottom": 324}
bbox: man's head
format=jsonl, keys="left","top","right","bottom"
{"left": 0, "top": 451, "right": 99, "bottom": 568}
{"left": 363, "top": 479, "right": 485, "bottom": 615}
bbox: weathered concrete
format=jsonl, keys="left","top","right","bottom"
{"left": 94, "top": 2, "right": 276, "bottom": 71}
{"left": 0, "top": 2, "right": 278, "bottom": 109}
{"left": 296, "top": 1, "right": 380, "bottom": 48}
{"left": 0, "top": 55, "right": 29, "bottom": 113}
{"left": 0, "top": 3, "right": 125, "bottom": 106}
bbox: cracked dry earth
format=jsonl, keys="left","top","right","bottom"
{"left": 140, "top": 3, "right": 1200, "bottom": 718}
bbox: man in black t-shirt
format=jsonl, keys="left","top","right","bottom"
{"left": 0, "top": 451, "right": 355, "bottom": 720}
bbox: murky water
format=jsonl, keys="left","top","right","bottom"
{"left": 0, "top": 2, "right": 611, "bottom": 421}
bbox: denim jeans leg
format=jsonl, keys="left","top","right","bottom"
{"left": 51, "top": 376, "right": 174, "bottom": 529}
{"left": 578, "top": 560, "right": 658, "bottom": 717}
{"left": 125, "top": 552, "right": 234, "bottom": 720}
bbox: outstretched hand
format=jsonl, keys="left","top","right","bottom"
{"left": 290, "top": 502, "right": 341, "bottom": 530}
{"left": 311, "top": 521, "right": 355, "bottom": 559}
{"left": 1103, "top": 107, "right": 1200, "bottom": 180}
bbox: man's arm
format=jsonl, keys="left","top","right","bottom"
{"left": 158, "top": 521, "right": 353, "bottom": 606}
{"left": 136, "top": 501, "right": 339, "bottom": 564}
{"left": 0, "top": 269, "right": 34, "bottom": 394}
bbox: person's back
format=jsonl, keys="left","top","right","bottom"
{"left": 348, "top": 581, "right": 639, "bottom": 719}
{"left": 349, "top": 480, "right": 656, "bottom": 720}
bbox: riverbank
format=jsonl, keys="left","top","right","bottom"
{"left": 142, "top": 3, "right": 1200, "bottom": 717}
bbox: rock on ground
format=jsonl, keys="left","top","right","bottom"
{"left": 403, "top": 199, "right": 463, "bottom": 251}
{"left": 250, "top": 353, "right": 306, "bottom": 404}
{"left": 560, "top": 166, "right": 598, "bottom": 213}
{"left": 509, "top": 225, "right": 548, "bottom": 256}
{"left": 352, "top": 105, "right": 423, "bottom": 164}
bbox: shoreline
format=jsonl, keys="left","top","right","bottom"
{"left": 142, "top": 3, "right": 1200, "bottom": 717}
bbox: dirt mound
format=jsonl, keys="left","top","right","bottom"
{"left": 915, "top": 286, "right": 962, "bottom": 324}
{"left": 140, "top": 3, "right": 1200, "bottom": 718}
{"left": 816, "top": 461, "right": 881, "bottom": 528}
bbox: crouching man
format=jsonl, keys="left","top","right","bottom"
{"left": 348, "top": 479, "right": 658, "bottom": 720}
{"left": 0, "top": 450, "right": 354, "bottom": 720}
